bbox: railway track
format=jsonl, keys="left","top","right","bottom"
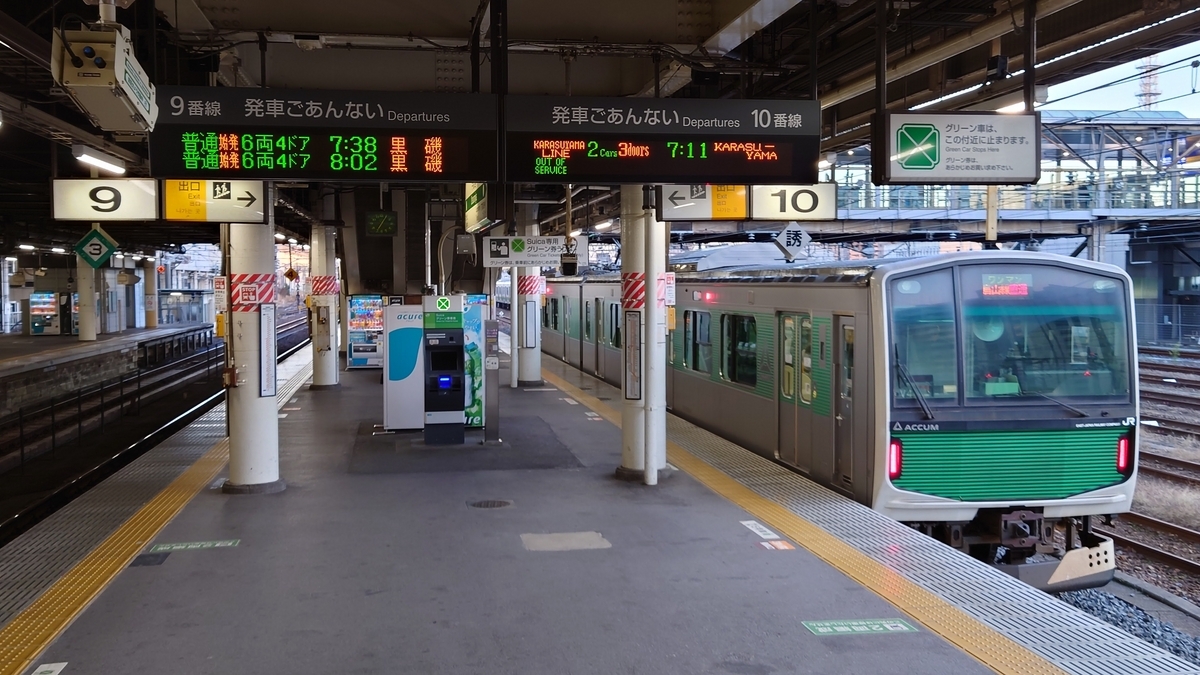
{"left": 1097, "top": 512, "right": 1200, "bottom": 578}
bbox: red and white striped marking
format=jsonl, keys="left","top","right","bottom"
{"left": 517, "top": 275, "right": 546, "bottom": 296}
{"left": 621, "top": 272, "right": 645, "bottom": 309}
{"left": 230, "top": 273, "right": 275, "bottom": 312}
{"left": 310, "top": 275, "right": 340, "bottom": 296}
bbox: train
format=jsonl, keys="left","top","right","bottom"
{"left": 537, "top": 251, "right": 1138, "bottom": 592}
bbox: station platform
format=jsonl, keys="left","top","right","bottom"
{"left": 0, "top": 350, "right": 1197, "bottom": 675}
{"left": 0, "top": 323, "right": 210, "bottom": 371}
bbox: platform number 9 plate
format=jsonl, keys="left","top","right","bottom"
{"left": 52, "top": 179, "right": 159, "bottom": 221}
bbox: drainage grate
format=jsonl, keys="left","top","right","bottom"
{"left": 469, "top": 500, "right": 513, "bottom": 509}
{"left": 597, "top": 397, "right": 612, "bottom": 401}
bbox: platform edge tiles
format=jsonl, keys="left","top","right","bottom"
{"left": 540, "top": 361, "right": 1200, "bottom": 675}
{"left": 0, "top": 350, "right": 312, "bottom": 675}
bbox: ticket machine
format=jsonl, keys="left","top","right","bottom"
{"left": 423, "top": 295, "right": 465, "bottom": 445}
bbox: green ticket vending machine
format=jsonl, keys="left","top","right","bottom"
{"left": 463, "top": 294, "right": 488, "bottom": 427}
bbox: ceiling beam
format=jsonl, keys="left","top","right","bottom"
{"left": 0, "top": 9, "right": 52, "bottom": 71}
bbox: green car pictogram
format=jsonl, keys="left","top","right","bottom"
{"left": 895, "top": 124, "right": 939, "bottom": 170}
{"left": 437, "top": 297, "right": 450, "bottom": 310}
{"left": 511, "top": 238, "right": 526, "bottom": 253}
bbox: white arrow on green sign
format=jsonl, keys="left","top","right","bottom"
{"left": 73, "top": 228, "right": 119, "bottom": 269}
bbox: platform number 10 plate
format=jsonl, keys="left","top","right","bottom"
{"left": 749, "top": 184, "right": 838, "bottom": 221}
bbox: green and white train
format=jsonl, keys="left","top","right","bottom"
{"left": 539, "top": 251, "right": 1138, "bottom": 591}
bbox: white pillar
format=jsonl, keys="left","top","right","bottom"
{"left": 616, "top": 185, "right": 646, "bottom": 480}
{"left": 509, "top": 263, "right": 520, "bottom": 388}
{"left": 309, "top": 224, "right": 339, "bottom": 388}
{"left": 76, "top": 255, "right": 97, "bottom": 341}
{"left": 224, "top": 185, "right": 283, "bottom": 494}
{"left": 516, "top": 204, "right": 543, "bottom": 386}
{"left": 642, "top": 190, "right": 667, "bottom": 485}
{"left": 143, "top": 258, "right": 158, "bottom": 328}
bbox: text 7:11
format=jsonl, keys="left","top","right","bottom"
{"left": 666, "top": 142, "right": 707, "bottom": 159}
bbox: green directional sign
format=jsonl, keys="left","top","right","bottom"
{"left": 74, "top": 228, "right": 119, "bottom": 269}
{"left": 803, "top": 619, "right": 917, "bottom": 635}
{"left": 511, "top": 238, "right": 526, "bottom": 253}
{"left": 895, "top": 124, "right": 939, "bottom": 170}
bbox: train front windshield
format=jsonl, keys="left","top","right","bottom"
{"left": 890, "top": 264, "right": 1132, "bottom": 408}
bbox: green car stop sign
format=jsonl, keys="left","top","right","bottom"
{"left": 895, "top": 124, "right": 939, "bottom": 170}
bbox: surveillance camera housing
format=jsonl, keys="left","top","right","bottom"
{"left": 51, "top": 24, "right": 158, "bottom": 133}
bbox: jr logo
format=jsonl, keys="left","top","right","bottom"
{"left": 387, "top": 327, "right": 423, "bottom": 381}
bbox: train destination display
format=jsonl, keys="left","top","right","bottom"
{"left": 151, "top": 86, "right": 497, "bottom": 181}
{"left": 506, "top": 96, "right": 821, "bottom": 184}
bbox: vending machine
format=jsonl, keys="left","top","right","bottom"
{"left": 28, "top": 291, "right": 62, "bottom": 335}
{"left": 346, "top": 294, "right": 384, "bottom": 368}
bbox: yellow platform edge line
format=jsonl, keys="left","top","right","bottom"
{"left": 0, "top": 359, "right": 313, "bottom": 675}
{"left": 542, "top": 367, "right": 1068, "bottom": 675}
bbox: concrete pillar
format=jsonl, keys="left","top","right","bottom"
{"left": 310, "top": 224, "right": 339, "bottom": 388}
{"left": 143, "top": 258, "right": 158, "bottom": 328}
{"left": 76, "top": 255, "right": 97, "bottom": 341}
{"left": 642, "top": 187, "right": 667, "bottom": 485}
{"left": 1089, "top": 224, "right": 1114, "bottom": 263}
{"left": 516, "top": 203, "right": 542, "bottom": 386}
{"left": 224, "top": 185, "right": 283, "bottom": 494}
{"left": 616, "top": 185, "right": 646, "bottom": 480}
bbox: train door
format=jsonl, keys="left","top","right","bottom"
{"left": 593, "top": 298, "right": 604, "bottom": 377}
{"left": 833, "top": 316, "right": 855, "bottom": 494}
{"left": 777, "top": 314, "right": 799, "bottom": 464}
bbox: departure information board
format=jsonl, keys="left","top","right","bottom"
{"left": 150, "top": 127, "right": 495, "bottom": 180}
{"left": 151, "top": 87, "right": 497, "bottom": 181}
{"left": 506, "top": 96, "right": 821, "bottom": 184}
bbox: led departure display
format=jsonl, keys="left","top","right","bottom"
{"left": 150, "top": 127, "right": 496, "bottom": 181}
{"left": 506, "top": 96, "right": 821, "bottom": 184}
{"left": 508, "top": 134, "right": 811, "bottom": 183}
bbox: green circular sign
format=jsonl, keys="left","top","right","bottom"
{"left": 436, "top": 297, "right": 450, "bottom": 310}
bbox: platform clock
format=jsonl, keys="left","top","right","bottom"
{"left": 365, "top": 210, "right": 398, "bottom": 237}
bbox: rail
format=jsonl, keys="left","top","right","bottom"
{"left": 0, "top": 317, "right": 309, "bottom": 473}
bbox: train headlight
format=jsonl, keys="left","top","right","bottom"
{"left": 888, "top": 439, "right": 903, "bottom": 480}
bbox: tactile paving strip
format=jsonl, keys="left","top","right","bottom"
{"left": 0, "top": 350, "right": 311, "bottom": 675}
{"left": 541, "top": 359, "right": 1200, "bottom": 675}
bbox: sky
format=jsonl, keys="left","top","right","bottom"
{"left": 1041, "top": 37, "right": 1200, "bottom": 117}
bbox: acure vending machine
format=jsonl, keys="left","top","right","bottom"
{"left": 347, "top": 294, "right": 384, "bottom": 368}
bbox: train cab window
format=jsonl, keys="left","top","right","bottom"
{"left": 685, "top": 310, "right": 712, "bottom": 374}
{"left": 959, "top": 265, "right": 1130, "bottom": 402}
{"left": 721, "top": 314, "right": 757, "bottom": 387}
{"left": 800, "top": 316, "right": 813, "bottom": 403}
{"left": 889, "top": 269, "right": 960, "bottom": 406}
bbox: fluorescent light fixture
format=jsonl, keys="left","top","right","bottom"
{"left": 996, "top": 102, "right": 1026, "bottom": 114}
{"left": 274, "top": 232, "right": 286, "bottom": 240}
{"left": 818, "top": 160, "right": 832, "bottom": 169}
{"left": 0, "top": 109, "right": 4, "bottom": 129}
{"left": 131, "top": 255, "right": 143, "bottom": 261}
{"left": 287, "top": 237, "right": 298, "bottom": 245}
{"left": 1135, "top": 136, "right": 1143, "bottom": 142}
{"left": 302, "top": 244, "right": 310, "bottom": 251}
{"left": 594, "top": 220, "right": 613, "bottom": 230}
{"left": 4, "top": 256, "right": 16, "bottom": 262}
{"left": 115, "top": 252, "right": 124, "bottom": 258}
{"left": 72, "top": 144, "right": 126, "bottom": 174}
{"left": 18, "top": 244, "right": 34, "bottom": 251}
{"left": 51, "top": 247, "right": 66, "bottom": 254}
{"left": 570, "top": 229, "right": 582, "bottom": 237}
{"left": 170, "top": 291, "right": 183, "bottom": 296}
{"left": 847, "top": 150, "right": 855, "bottom": 155}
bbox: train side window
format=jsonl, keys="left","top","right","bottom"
{"left": 542, "top": 302, "right": 550, "bottom": 329}
{"left": 721, "top": 314, "right": 757, "bottom": 387}
{"left": 800, "top": 316, "right": 813, "bottom": 403}
{"left": 584, "top": 301, "right": 592, "bottom": 341}
{"left": 686, "top": 310, "right": 711, "bottom": 374}
{"left": 610, "top": 303, "right": 622, "bottom": 348}
{"left": 781, "top": 316, "right": 795, "bottom": 399}
{"left": 550, "top": 298, "right": 560, "bottom": 331}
